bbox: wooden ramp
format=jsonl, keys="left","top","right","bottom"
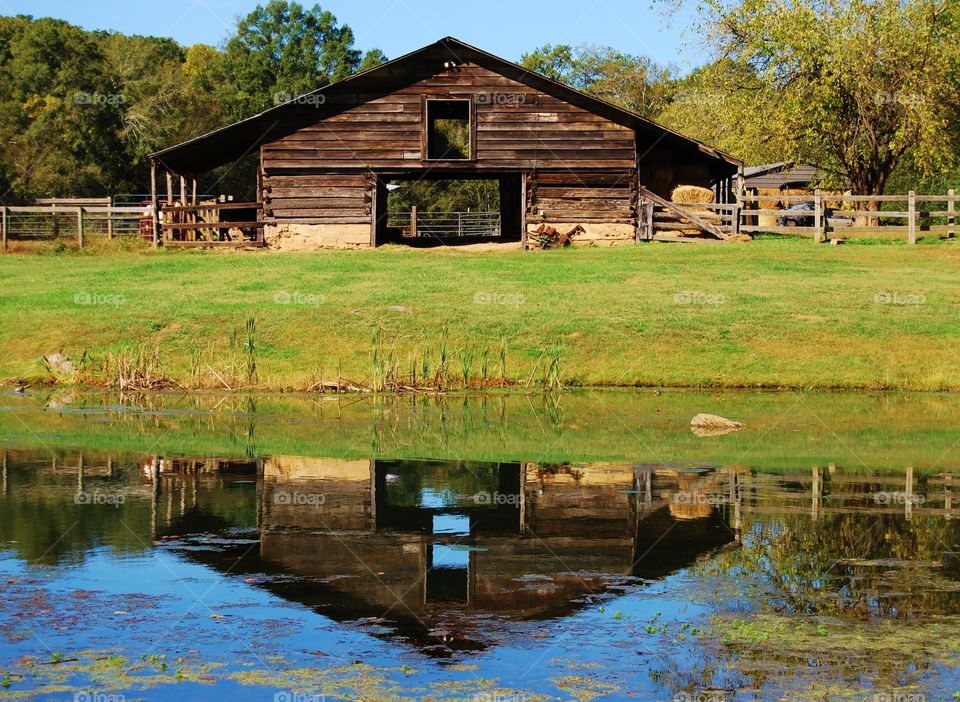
{"left": 638, "top": 187, "right": 739, "bottom": 241}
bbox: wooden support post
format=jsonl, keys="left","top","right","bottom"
{"left": 179, "top": 176, "right": 187, "bottom": 207}
{"left": 948, "top": 188, "right": 955, "bottom": 239}
{"left": 813, "top": 189, "right": 824, "bottom": 244}
{"left": 191, "top": 179, "right": 197, "bottom": 206}
{"left": 150, "top": 160, "right": 159, "bottom": 247}
{"left": 521, "top": 172, "right": 528, "bottom": 248}
{"left": 369, "top": 175, "right": 378, "bottom": 248}
{"left": 733, "top": 170, "right": 745, "bottom": 237}
{"left": 256, "top": 168, "right": 264, "bottom": 246}
{"left": 646, "top": 199, "right": 654, "bottom": 241}
{"left": 410, "top": 205, "right": 417, "bottom": 238}
{"left": 165, "top": 171, "right": 174, "bottom": 242}
{"left": 634, "top": 172, "right": 642, "bottom": 242}
{"left": 908, "top": 190, "right": 917, "bottom": 245}
{"left": 1, "top": 205, "right": 7, "bottom": 252}
{"left": 635, "top": 197, "right": 643, "bottom": 242}
{"left": 76, "top": 207, "right": 84, "bottom": 248}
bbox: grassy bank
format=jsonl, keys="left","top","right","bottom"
{"left": 0, "top": 237, "right": 958, "bottom": 391}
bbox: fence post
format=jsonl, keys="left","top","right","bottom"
{"left": 635, "top": 198, "right": 645, "bottom": 242}
{"left": 107, "top": 197, "right": 114, "bottom": 239}
{"left": 77, "top": 207, "right": 84, "bottom": 248}
{"left": 1, "top": 205, "right": 6, "bottom": 252}
{"left": 458, "top": 211, "right": 463, "bottom": 237}
{"left": 411, "top": 206, "right": 417, "bottom": 238}
{"left": 908, "top": 190, "right": 917, "bottom": 245}
{"left": 646, "top": 199, "right": 654, "bottom": 241}
{"left": 948, "top": 188, "right": 955, "bottom": 239}
{"left": 150, "top": 160, "right": 159, "bottom": 247}
{"left": 814, "top": 189, "right": 824, "bottom": 244}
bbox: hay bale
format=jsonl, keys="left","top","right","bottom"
{"left": 671, "top": 185, "right": 714, "bottom": 227}
{"left": 670, "top": 498, "right": 714, "bottom": 520}
{"left": 671, "top": 185, "right": 714, "bottom": 204}
{"left": 757, "top": 187, "right": 782, "bottom": 210}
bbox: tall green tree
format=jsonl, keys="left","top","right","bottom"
{"left": 100, "top": 34, "right": 186, "bottom": 171}
{"left": 675, "top": 0, "right": 960, "bottom": 193}
{"left": 521, "top": 44, "right": 675, "bottom": 118}
{"left": 0, "top": 16, "right": 129, "bottom": 197}
{"left": 359, "top": 47, "right": 388, "bottom": 72}
{"left": 220, "top": 1, "right": 364, "bottom": 118}
{"left": 656, "top": 59, "right": 781, "bottom": 164}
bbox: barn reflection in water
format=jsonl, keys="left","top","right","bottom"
{"left": 155, "top": 457, "right": 739, "bottom": 653}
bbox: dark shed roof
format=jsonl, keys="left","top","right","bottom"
{"left": 152, "top": 37, "right": 741, "bottom": 176}
{"left": 743, "top": 162, "right": 819, "bottom": 189}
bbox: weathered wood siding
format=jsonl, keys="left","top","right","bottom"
{"left": 260, "top": 60, "right": 641, "bottom": 229}
{"left": 261, "top": 173, "right": 372, "bottom": 224}
{"left": 261, "top": 63, "right": 637, "bottom": 174}
{"left": 527, "top": 171, "right": 637, "bottom": 225}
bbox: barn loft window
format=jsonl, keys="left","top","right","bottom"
{"left": 425, "top": 99, "right": 472, "bottom": 160}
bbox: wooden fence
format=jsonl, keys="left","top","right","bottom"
{"left": 0, "top": 200, "right": 266, "bottom": 249}
{"left": 1, "top": 200, "right": 148, "bottom": 249}
{"left": 639, "top": 188, "right": 958, "bottom": 243}
{"left": 5, "top": 190, "right": 958, "bottom": 250}
{"left": 160, "top": 202, "right": 264, "bottom": 247}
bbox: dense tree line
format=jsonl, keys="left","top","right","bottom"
{"left": 0, "top": 1, "right": 385, "bottom": 201}
{"left": 1, "top": 0, "right": 957, "bottom": 203}
{"left": 522, "top": 0, "right": 960, "bottom": 195}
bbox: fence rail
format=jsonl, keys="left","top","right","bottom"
{"left": 1, "top": 203, "right": 148, "bottom": 248}
{"left": 740, "top": 189, "right": 959, "bottom": 243}
{"left": 5, "top": 189, "right": 958, "bottom": 250}
{"left": 159, "top": 202, "right": 264, "bottom": 246}
{"left": 387, "top": 208, "right": 502, "bottom": 238}
{"left": 638, "top": 188, "right": 958, "bottom": 244}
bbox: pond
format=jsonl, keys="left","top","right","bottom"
{"left": 1, "top": 388, "right": 959, "bottom": 701}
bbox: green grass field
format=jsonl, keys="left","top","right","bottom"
{"left": 0, "top": 237, "right": 958, "bottom": 391}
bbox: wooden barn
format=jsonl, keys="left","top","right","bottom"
{"left": 151, "top": 37, "right": 742, "bottom": 250}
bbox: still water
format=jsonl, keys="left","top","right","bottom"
{"left": 1, "top": 389, "right": 959, "bottom": 701}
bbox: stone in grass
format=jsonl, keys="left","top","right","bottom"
{"left": 43, "top": 352, "right": 77, "bottom": 381}
{"left": 690, "top": 413, "right": 745, "bottom": 437}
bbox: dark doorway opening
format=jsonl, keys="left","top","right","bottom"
{"left": 374, "top": 172, "right": 523, "bottom": 247}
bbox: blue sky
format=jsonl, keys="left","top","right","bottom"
{"left": 4, "top": 0, "right": 709, "bottom": 71}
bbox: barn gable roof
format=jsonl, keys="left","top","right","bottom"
{"left": 152, "top": 37, "right": 741, "bottom": 175}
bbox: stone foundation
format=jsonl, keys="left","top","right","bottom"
{"left": 526, "top": 221, "right": 636, "bottom": 248}
{"left": 264, "top": 223, "right": 371, "bottom": 251}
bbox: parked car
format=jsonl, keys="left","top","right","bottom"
{"left": 777, "top": 202, "right": 815, "bottom": 227}
{"left": 777, "top": 202, "right": 855, "bottom": 228}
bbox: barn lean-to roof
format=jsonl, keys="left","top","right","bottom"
{"left": 151, "top": 37, "right": 741, "bottom": 176}
{"left": 743, "top": 161, "right": 819, "bottom": 189}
